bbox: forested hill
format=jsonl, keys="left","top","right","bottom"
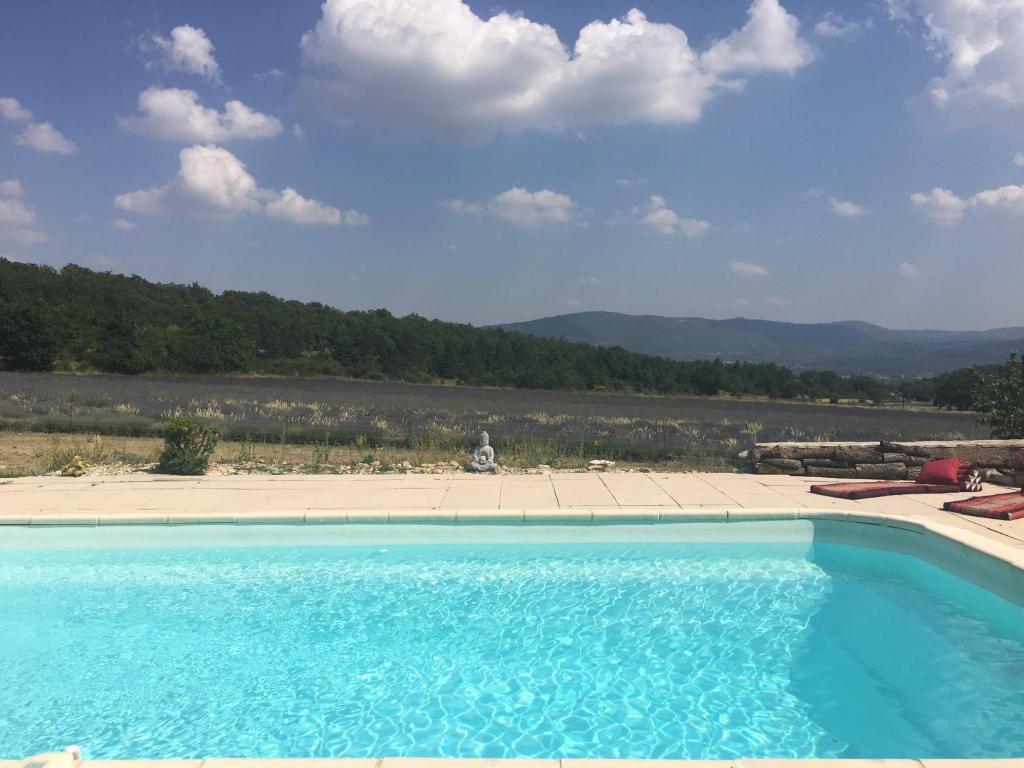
{"left": 0, "top": 259, "right": 933, "bottom": 401}
{"left": 498, "top": 311, "right": 1024, "bottom": 378}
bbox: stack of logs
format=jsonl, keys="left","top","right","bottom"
{"left": 745, "top": 440, "right": 1024, "bottom": 486}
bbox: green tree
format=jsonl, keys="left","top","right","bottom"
{"left": 973, "top": 353, "right": 1024, "bottom": 438}
{"left": 0, "top": 302, "right": 60, "bottom": 371}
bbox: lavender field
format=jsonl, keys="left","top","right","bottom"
{"left": 0, "top": 371, "right": 987, "bottom": 465}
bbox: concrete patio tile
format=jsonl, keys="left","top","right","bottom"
{"left": 599, "top": 475, "right": 676, "bottom": 506}
{"left": 439, "top": 484, "right": 502, "bottom": 509}
{"left": 920, "top": 761, "right": 1024, "bottom": 768}
{"left": 498, "top": 482, "right": 559, "bottom": 509}
{"left": 379, "top": 489, "right": 449, "bottom": 508}
{"left": 550, "top": 479, "right": 618, "bottom": 507}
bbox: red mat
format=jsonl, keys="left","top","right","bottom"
{"left": 943, "top": 491, "right": 1024, "bottom": 520}
{"left": 810, "top": 481, "right": 961, "bottom": 500}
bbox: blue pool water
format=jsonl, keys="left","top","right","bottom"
{"left": 0, "top": 524, "right": 1022, "bottom": 760}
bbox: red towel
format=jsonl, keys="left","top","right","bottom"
{"left": 943, "top": 492, "right": 1024, "bottom": 520}
{"left": 811, "top": 481, "right": 961, "bottom": 500}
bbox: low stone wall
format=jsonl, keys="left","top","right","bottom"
{"left": 746, "top": 439, "right": 1024, "bottom": 485}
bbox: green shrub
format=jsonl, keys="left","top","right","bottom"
{"left": 973, "top": 352, "right": 1024, "bottom": 438}
{"left": 157, "top": 418, "right": 218, "bottom": 475}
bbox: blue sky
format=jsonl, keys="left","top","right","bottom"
{"left": 2, "top": 0, "right": 1023, "bottom": 330}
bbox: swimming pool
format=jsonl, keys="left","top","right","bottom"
{"left": 1, "top": 521, "right": 1022, "bottom": 761}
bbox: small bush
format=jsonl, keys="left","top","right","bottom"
{"left": 157, "top": 418, "right": 217, "bottom": 475}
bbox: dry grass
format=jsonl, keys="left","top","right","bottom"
{"left": 0, "top": 431, "right": 728, "bottom": 478}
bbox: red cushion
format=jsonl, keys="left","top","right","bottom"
{"left": 916, "top": 458, "right": 962, "bottom": 485}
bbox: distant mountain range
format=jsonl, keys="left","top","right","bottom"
{"left": 496, "top": 312, "right": 1024, "bottom": 378}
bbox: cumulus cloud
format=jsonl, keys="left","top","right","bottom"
{"left": 120, "top": 87, "right": 283, "bottom": 143}
{"left": 911, "top": 182, "right": 1024, "bottom": 225}
{"left": 1015, "top": 152, "right": 1024, "bottom": 166}
{"left": 701, "top": 0, "right": 816, "bottom": 76}
{"left": 729, "top": 260, "right": 768, "bottom": 276}
{"left": 298, "top": 0, "right": 815, "bottom": 139}
{"left": 0, "top": 97, "right": 32, "bottom": 122}
{"left": 898, "top": 262, "right": 922, "bottom": 279}
{"left": 634, "top": 195, "right": 710, "bottom": 237}
{"left": 1, "top": 97, "right": 77, "bottom": 154}
{"left": 830, "top": 198, "right": 867, "bottom": 217}
{"left": 0, "top": 179, "right": 23, "bottom": 197}
{"left": 0, "top": 180, "right": 47, "bottom": 244}
{"left": 814, "top": 12, "right": 872, "bottom": 38}
{"left": 15, "top": 122, "right": 77, "bottom": 154}
{"left": 146, "top": 25, "right": 221, "bottom": 83}
{"left": 114, "top": 218, "right": 136, "bottom": 231}
{"left": 443, "top": 187, "right": 578, "bottom": 228}
{"left": 892, "top": 0, "right": 1024, "bottom": 109}
{"left": 114, "top": 144, "right": 364, "bottom": 226}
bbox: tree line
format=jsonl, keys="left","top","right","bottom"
{"left": 0, "top": 259, "right": 1005, "bottom": 406}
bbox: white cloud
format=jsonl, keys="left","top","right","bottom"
{"left": 1014, "top": 152, "right": 1024, "bottom": 166}
{"left": 898, "top": 262, "right": 922, "bottom": 279}
{"left": 120, "top": 88, "right": 283, "bottom": 143}
{"left": 114, "top": 218, "right": 136, "bottom": 231}
{"left": 0, "top": 97, "right": 31, "bottom": 122}
{"left": 729, "top": 260, "right": 768, "bottom": 276}
{"left": 0, "top": 182, "right": 47, "bottom": 245}
{"left": 0, "top": 179, "right": 23, "bottom": 197}
{"left": 443, "top": 187, "right": 578, "bottom": 228}
{"left": 298, "top": 0, "right": 815, "bottom": 139}
{"left": 578, "top": 276, "right": 600, "bottom": 285}
{"left": 292, "top": 124, "right": 306, "bottom": 141}
{"left": 814, "top": 12, "right": 872, "bottom": 38}
{"left": 911, "top": 182, "right": 1024, "bottom": 225}
{"left": 254, "top": 68, "right": 287, "bottom": 82}
{"left": 114, "top": 144, "right": 362, "bottom": 226}
{"left": 702, "top": 0, "right": 816, "bottom": 76}
{"left": 2, "top": 100, "right": 77, "bottom": 154}
{"left": 147, "top": 25, "right": 221, "bottom": 83}
{"left": 615, "top": 175, "right": 646, "bottom": 187}
{"left": 634, "top": 195, "right": 710, "bottom": 237}
{"left": 15, "top": 122, "right": 77, "bottom": 154}
{"left": 266, "top": 187, "right": 368, "bottom": 226}
{"left": 910, "top": 187, "right": 969, "bottom": 225}
{"left": 764, "top": 295, "right": 789, "bottom": 307}
{"left": 830, "top": 198, "right": 867, "bottom": 217}
{"left": 892, "top": 0, "right": 1024, "bottom": 109}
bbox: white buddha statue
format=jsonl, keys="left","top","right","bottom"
{"left": 467, "top": 430, "right": 496, "bottom": 472}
